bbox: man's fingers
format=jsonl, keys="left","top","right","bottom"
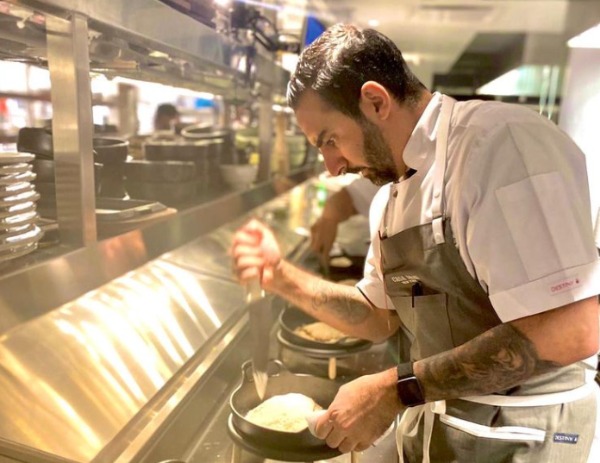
{"left": 314, "top": 414, "right": 334, "bottom": 440}
{"left": 338, "top": 438, "right": 359, "bottom": 454}
{"left": 355, "top": 442, "right": 370, "bottom": 452}
{"left": 325, "top": 427, "right": 345, "bottom": 449}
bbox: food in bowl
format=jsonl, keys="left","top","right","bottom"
{"left": 294, "top": 321, "right": 348, "bottom": 343}
{"left": 329, "top": 256, "right": 353, "bottom": 268}
{"left": 245, "top": 393, "right": 323, "bottom": 432}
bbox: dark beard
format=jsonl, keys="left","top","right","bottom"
{"left": 356, "top": 116, "right": 399, "bottom": 186}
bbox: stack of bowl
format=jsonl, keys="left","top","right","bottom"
{"left": 0, "top": 152, "right": 43, "bottom": 262}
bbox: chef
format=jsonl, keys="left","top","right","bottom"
{"left": 310, "top": 176, "right": 379, "bottom": 265}
{"left": 153, "top": 103, "right": 180, "bottom": 132}
{"left": 231, "top": 23, "right": 600, "bottom": 462}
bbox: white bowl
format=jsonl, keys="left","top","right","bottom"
{"left": 220, "top": 164, "right": 258, "bottom": 190}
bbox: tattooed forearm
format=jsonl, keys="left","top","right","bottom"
{"left": 310, "top": 278, "right": 371, "bottom": 325}
{"left": 418, "top": 323, "right": 562, "bottom": 401}
{"left": 271, "top": 259, "right": 398, "bottom": 341}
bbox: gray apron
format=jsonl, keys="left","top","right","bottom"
{"left": 379, "top": 95, "right": 598, "bottom": 462}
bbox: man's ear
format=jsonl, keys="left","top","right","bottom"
{"left": 359, "top": 81, "right": 391, "bottom": 122}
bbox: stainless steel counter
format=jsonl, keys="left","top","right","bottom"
{"left": 131, "top": 293, "right": 400, "bottom": 463}
{"left": 0, "top": 177, "right": 345, "bottom": 463}
{"left": 0, "top": 260, "right": 245, "bottom": 462}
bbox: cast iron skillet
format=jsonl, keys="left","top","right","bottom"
{"left": 229, "top": 359, "right": 341, "bottom": 456}
{"left": 279, "top": 306, "right": 372, "bottom": 351}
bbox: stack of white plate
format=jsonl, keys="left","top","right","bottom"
{"left": 0, "top": 152, "right": 43, "bottom": 262}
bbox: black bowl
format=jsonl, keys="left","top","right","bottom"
{"left": 93, "top": 137, "right": 128, "bottom": 164}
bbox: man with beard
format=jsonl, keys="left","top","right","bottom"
{"left": 230, "top": 24, "right": 600, "bottom": 462}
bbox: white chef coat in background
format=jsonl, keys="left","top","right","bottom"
{"left": 345, "top": 176, "right": 381, "bottom": 218}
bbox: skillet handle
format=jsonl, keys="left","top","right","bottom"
{"left": 240, "top": 359, "right": 288, "bottom": 383}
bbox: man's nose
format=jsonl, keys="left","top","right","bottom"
{"left": 321, "top": 151, "right": 345, "bottom": 177}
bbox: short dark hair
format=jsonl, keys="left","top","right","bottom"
{"left": 287, "top": 24, "right": 426, "bottom": 118}
{"left": 155, "top": 103, "right": 179, "bottom": 119}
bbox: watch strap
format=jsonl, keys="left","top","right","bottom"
{"left": 396, "top": 362, "right": 425, "bottom": 407}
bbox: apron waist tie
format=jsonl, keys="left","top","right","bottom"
{"left": 396, "top": 381, "right": 597, "bottom": 462}
{"left": 462, "top": 382, "right": 596, "bottom": 407}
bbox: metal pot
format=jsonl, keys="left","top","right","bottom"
{"left": 93, "top": 137, "right": 129, "bottom": 164}
{"left": 124, "top": 160, "right": 197, "bottom": 183}
{"left": 230, "top": 360, "right": 341, "bottom": 457}
{"left": 17, "top": 127, "right": 53, "bottom": 159}
{"left": 278, "top": 306, "right": 372, "bottom": 352}
{"left": 181, "top": 124, "right": 228, "bottom": 140}
{"left": 124, "top": 179, "right": 199, "bottom": 206}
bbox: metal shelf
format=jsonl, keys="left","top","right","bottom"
{"left": 0, "top": 167, "right": 316, "bottom": 334}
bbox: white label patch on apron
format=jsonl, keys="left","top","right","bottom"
{"left": 553, "top": 433, "right": 579, "bottom": 444}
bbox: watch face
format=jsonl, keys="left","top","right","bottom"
{"left": 397, "top": 364, "right": 425, "bottom": 407}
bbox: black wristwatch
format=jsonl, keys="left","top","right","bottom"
{"left": 396, "top": 362, "right": 425, "bottom": 407}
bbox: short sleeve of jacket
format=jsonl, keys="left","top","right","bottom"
{"left": 458, "top": 114, "right": 600, "bottom": 322}
{"left": 357, "top": 184, "right": 396, "bottom": 309}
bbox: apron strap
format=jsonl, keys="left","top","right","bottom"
{"left": 397, "top": 401, "right": 446, "bottom": 463}
{"left": 431, "top": 95, "right": 455, "bottom": 244}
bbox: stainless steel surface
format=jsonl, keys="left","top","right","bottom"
{"left": 46, "top": 13, "right": 96, "bottom": 246}
{"left": 109, "top": 312, "right": 250, "bottom": 463}
{"left": 0, "top": 259, "right": 244, "bottom": 461}
{"left": 182, "top": 310, "right": 399, "bottom": 463}
{"left": 0, "top": 170, "right": 315, "bottom": 334}
{"left": 257, "top": 88, "right": 273, "bottom": 183}
{"left": 247, "top": 278, "right": 269, "bottom": 400}
{"left": 12, "top": 0, "right": 288, "bottom": 96}
{"left": 157, "top": 175, "right": 318, "bottom": 281}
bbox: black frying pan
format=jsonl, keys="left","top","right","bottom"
{"left": 279, "top": 306, "right": 372, "bottom": 351}
{"left": 229, "top": 359, "right": 341, "bottom": 456}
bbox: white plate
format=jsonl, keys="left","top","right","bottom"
{"left": 0, "top": 241, "right": 39, "bottom": 263}
{"left": 0, "top": 182, "right": 34, "bottom": 198}
{"left": 0, "top": 152, "right": 35, "bottom": 164}
{"left": 0, "top": 201, "right": 37, "bottom": 219}
{"left": 0, "top": 163, "right": 33, "bottom": 175}
{"left": 0, "top": 171, "right": 36, "bottom": 185}
{"left": 0, "top": 223, "right": 35, "bottom": 239}
{"left": 0, "top": 225, "right": 43, "bottom": 252}
{"left": 0, "top": 210, "right": 38, "bottom": 229}
{"left": 0, "top": 190, "right": 40, "bottom": 207}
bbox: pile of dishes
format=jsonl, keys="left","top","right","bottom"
{"left": 0, "top": 152, "right": 43, "bottom": 262}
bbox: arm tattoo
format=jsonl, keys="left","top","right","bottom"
{"left": 419, "top": 323, "right": 561, "bottom": 401}
{"left": 310, "top": 279, "right": 371, "bottom": 325}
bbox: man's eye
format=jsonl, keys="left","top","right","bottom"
{"left": 326, "top": 138, "right": 336, "bottom": 147}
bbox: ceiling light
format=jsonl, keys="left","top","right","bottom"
{"left": 402, "top": 53, "right": 421, "bottom": 66}
{"left": 568, "top": 22, "right": 600, "bottom": 49}
{"left": 368, "top": 19, "right": 380, "bottom": 28}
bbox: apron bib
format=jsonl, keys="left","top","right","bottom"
{"left": 379, "top": 96, "right": 598, "bottom": 462}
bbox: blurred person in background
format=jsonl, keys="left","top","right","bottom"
{"left": 310, "top": 176, "right": 379, "bottom": 264}
{"left": 154, "top": 103, "right": 180, "bottom": 132}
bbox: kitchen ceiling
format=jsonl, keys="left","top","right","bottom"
{"left": 304, "top": 0, "right": 600, "bottom": 96}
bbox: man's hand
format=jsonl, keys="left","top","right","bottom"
{"left": 314, "top": 369, "right": 402, "bottom": 453}
{"left": 310, "top": 216, "right": 339, "bottom": 264}
{"left": 230, "top": 219, "right": 282, "bottom": 287}
{"left": 310, "top": 187, "right": 358, "bottom": 264}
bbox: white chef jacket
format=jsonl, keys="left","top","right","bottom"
{"left": 345, "top": 177, "right": 380, "bottom": 218}
{"left": 357, "top": 92, "right": 600, "bottom": 323}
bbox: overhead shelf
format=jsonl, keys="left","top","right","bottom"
{"left": 8, "top": 0, "right": 290, "bottom": 97}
